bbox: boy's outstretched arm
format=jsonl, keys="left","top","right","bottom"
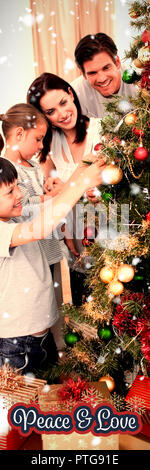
{"left": 10, "top": 157, "right": 106, "bottom": 247}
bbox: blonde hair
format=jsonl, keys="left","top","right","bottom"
{"left": 0, "top": 102, "right": 47, "bottom": 154}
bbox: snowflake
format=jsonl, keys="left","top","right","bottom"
{"left": 91, "top": 436, "right": 102, "bottom": 447}
{"left": 112, "top": 393, "right": 125, "bottom": 411}
{"left": 36, "top": 13, "right": 44, "bottom": 24}
{"left": 64, "top": 58, "right": 75, "bottom": 75}
{"left": 126, "top": 397, "right": 146, "bottom": 415}
{"left": 54, "top": 282, "right": 59, "bottom": 288}
{"left": 81, "top": 387, "right": 105, "bottom": 407}
{"left": 130, "top": 184, "right": 140, "bottom": 196}
{"left": 18, "top": 14, "right": 34, "bottom": 27}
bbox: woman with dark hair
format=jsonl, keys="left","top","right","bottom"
{"left": 27, "top": 72, "right": 102, "bottom": 305}
{"left": 27, "top": 72, "right": 101, "bottom": 196}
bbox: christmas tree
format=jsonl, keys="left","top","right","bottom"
{"left": 44, "top": 0, "right": 150, "bottom": 397}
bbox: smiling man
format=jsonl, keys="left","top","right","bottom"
{"left": 71, "top": 33, "right": 138, "bottom": 118}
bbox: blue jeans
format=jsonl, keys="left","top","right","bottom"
{"left": 0, "top": 330, "right": 58, "bottom": 375}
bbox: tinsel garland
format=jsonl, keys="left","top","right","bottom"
{"left": 141, "top": 66, "right": 150, "bottom": 90}
{"left": 113, "top": 292, "right": 150, "bottom": 361}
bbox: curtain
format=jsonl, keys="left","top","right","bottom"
{"left": 30, "top": 0, "right": 115, "bottom": 82}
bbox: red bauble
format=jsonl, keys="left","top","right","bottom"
{"left": 146, "top": 211, "right": 150, "bottom": 222}
{"left": 82, "top": 237, "right": 91, "bottom": 247}
{"left": 132, "top": 127, "right": 144, "bottom": 138}
{"left": 84, "top": 225, "right": 96, "bottom": 239}
{"left": 112, "top": 137, "right": 121, "bottom": 144}
{"left": 134, "top": 146, "right": 149, "bottom": 161}
{"left": 94, "top": 143, "right": 103, "bottom": 151}
{"left": 142, "top": 30, "right": 150, "bottom": 44}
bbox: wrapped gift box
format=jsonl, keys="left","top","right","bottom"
{"left": 0, "top": 429, "right": 27, "bottom": 450}
{"left": 125, "top": 375, "right": 150, "bottom": 437}
{"left": 0, "top": 365, "right": 46, "bottom": 449}
{"left": 0, "top": 372, "right": 47, "bottom": 406}
{"left": 39, "top": 381, "right": 119, "bottom": 450}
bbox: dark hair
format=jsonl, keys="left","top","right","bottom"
{"left": 0, "top": 157, "right": 18, "bottom": 187}
{"left": 75, "top": 33, "right": 118, "bottom": 73}
{"left": 0, "top": 103, "right": 47, "bottom": 155}
{"left": 27, "top": 73, "right": 89, "bottom": 162}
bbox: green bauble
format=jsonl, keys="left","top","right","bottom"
{"left": 102, "top": 191, "right": 113, "bottom": 201}
{"left": 134, "top": 275, "right": 144, "bottom": 281}
{"left": 98, "top": 325, "right": 113, "bottom": 342}
{"left": 122, "top": 69, "right": 136, "bottom": 84}
{"left": 65, "top": 331, "right": 80, "bottom": 346}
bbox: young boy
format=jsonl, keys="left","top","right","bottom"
{"left": 0, "top": 158, "right": 58, "bottom": 374}
{"left": 0, "top": 156, "right": 106, "bottom": 374}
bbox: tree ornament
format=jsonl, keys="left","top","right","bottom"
{"left": 122, "top": 68, "right": 138, "bottom": 84}
{"left": 132, "top": 127, "right": 144, "bottom": 137}
{"left": 84, "top": 225, "right": 97, "bottom": 239}
{"left": 65, "top": 331, "right": 80, "bottom": 346}
{"left": 141, "top": 30, "right": 150, "bottom": 44}
{"left": 133, "top": 58, "right": 143, "bottom": 69}
{"left": 101, "top": 191, "right": 113, "bottom": 201}
{"left": 101, "top": 164, "right": 123, "bottom": 185}
{"left": 82, "top": 237, "right": 91, "bottom": 247}
{"left": 82, "top": 225, "right": 97, "bottom": 247}
{"left": 129, "top": 7, "right": 142, "bottom": 18}
{"left": 100, "top": 266, "right": 115, "bottom": 283}
{"left": 99, "top": 375, "right": 115, "bottom": 392}
{"left": 117, "top": 99, "right": 133, "bottom": 114}
{"left": 134, "top": 274, "right": 144, "bottom": 280}
{"left": 108, "top": 280, "right": 124, "bottom": 296}
{"left": 117, "top": 264, "right": 135, "bottom": 283}
{"left": 94, "top": 143, "right": 103, "bottom": 152}
{"left": 146, "top": 211, "right": 150, "bottom": 221}
{"left": 141, "top": 66, "right": 150, "bottom": 90}
{"left": 98, "top": 324, "right": 113, "bottom": 342}
{"left": 124, "top": 113, "right": 137, "bottom": 126}
{"left": 132, "top": 62, "right": 143, "bottom": 79}
{"left": 134, "top": 146, "right": 149, "bottom": 161}
{"left": 138, "top": 45, "right": 150, "bottom": 65}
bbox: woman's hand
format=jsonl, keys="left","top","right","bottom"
{"left": 44, "top": 176, "right": 64, "bottom": 197}
{"left": 82, "top": 155, "right": 107, "bottom": 190}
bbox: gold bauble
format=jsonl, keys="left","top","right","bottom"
{"left": 101, "top": 164, "right": 123, "bottom": 185}
{"left": 100, "top": 266, "right": 115, "bottom": 283}
{"left": 99, "top": 375, "right": 115, "bottom": 392}
{"left": 124, "top": 113, "right": 137, "bottom": 126}
{"left": 117, "top": 264, "right": 135, "bottom": 283}
{"left": 133, "top": 58, "right": 143, "bottom": 69}
{"left": 138, "top": 46, "right": 150, "bottom": 65}
{"left": 108, "top": 280, "right": 124, "bottom": 296}
{"left": 129, "top": 8, "right": 141, "bottom": 18}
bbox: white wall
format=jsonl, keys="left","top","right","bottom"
{"left": 115, "top": 0, "right": 136, "bottom": 63}
{"left": 0, "top": 0, "right": 35, "bottom": 111}
{"left": 0, "top": 0, "right": 133, "bottom": 112}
